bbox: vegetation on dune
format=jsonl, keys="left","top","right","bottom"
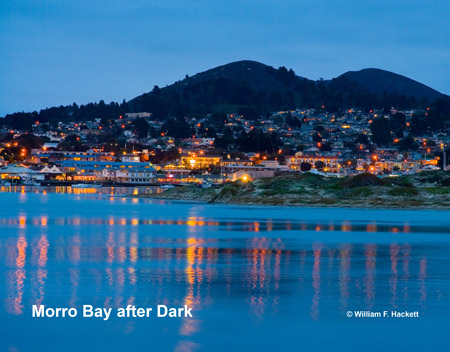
{"left": 153, "top": 171, "right": 450, "bottom": 208}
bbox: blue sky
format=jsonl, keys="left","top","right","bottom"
{"left": 1, "top": 0, "right": 449, "bottom": 116}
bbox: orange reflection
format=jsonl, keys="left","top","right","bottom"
{"left": 389, "top": 243, "right": 400, "bottom": 308}
{"left": 339, "top": 244, "right": 352, "bottom": 312}
{"left": 11, "top": 235, "right": 27, "bottom": 314}
{"left": 364, "top": 244, "right": 376, "bottom": 309}
{"left": 311, "top": 243, "right": 322, "bottom": 321}
{"left": 19, "top": 216, "right": 26, "bottom": 229}
{"left": 366, "top": 223, "right": 377, "bottom": 232}
{"left": 180, "top": 237, "right": 204, "bottom": 337}
{"left": 40, "top": 216, "right": 48, "bottom": 227}
{"left": 419, "top": 257, "right": 427, "bottom": 303}
{"left": 341, "top": 221, "right": 351, "bottom": 232}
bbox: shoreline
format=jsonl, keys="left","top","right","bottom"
{"left": 144, "top": 171, "right": 450, "bottom": 210}
{"left": 144, "top": 193, "right": 450, "bottom": 210}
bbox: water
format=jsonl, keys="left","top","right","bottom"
{"left": 1, "top": 188, "right": 449, "bottom": 351}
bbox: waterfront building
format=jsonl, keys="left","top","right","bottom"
{"left": 57, "top": 160, "right": 155, "bottom": 183}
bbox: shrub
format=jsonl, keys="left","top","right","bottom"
{"left": 341, "top": 173, "right": 385, "bottom": 188}
{"left": 387, "top": 187, "right": 419, "bottom": 197}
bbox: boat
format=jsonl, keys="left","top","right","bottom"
{"left": 23, "top": 181, "right": 41, "bottom": 186}
{"left": 161, "top": 184, "right": 175, "bottom": 190}
{"left": 200, "top": 182, "right": 212, "bottom": 188}
{"left": 421, "top": 165, "right": 440, "bottom": 171}
{"left": 72, "top": 183, "right": 102, "bottom": 189}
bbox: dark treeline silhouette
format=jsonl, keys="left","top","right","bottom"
{"left": 2, "top": 61, "right": 450, "bottom": 135}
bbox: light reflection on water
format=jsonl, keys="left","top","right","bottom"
{"left": 0, "top": 190, "right": 449, "bottom": 351}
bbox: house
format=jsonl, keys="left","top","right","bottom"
{"left": 286, "top": 153, "right": 340, "bottom": 172}
{"left": 120, "top": 154, "right": 140, "bottom": 162}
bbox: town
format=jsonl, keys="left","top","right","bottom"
{"left": 0, "top": 106, "right": 449, "bottom": 187}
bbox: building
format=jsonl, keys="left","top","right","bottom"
{"left": 29, "top": 150, "right": 115, "bottom": 165}
{"left": 57, "top": 160, "right": 155, "bottom": 183}
{"left": 119, "top": 154, "right": 141, "bottom": 162}
{"left": 180, "top": 154, "right": 221, "bottom": 169}
{"left": 286, "top": 153, "right": 340, "bottom": 172}
{"left": 0, "top": 164, "right": 42, "bottom": 183}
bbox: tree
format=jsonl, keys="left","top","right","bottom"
{"left": 315, "top": 160, "right": 325, "bottom": 170}
{"left": 390, "top": 112, "right": 406, "bottom": 138}
{"left": 209, "top": 113, "right": 227, "bottom": 128}
{"left": 300, "top": 162, "right": 312, "bottom": 172}
{"left": 398, "top": 137, "right": 418, "bottom": 151}
{"left": 215, "top": 127, "right": 235, "bottom": 149}
{"left": 409, "top": 113, "right": 427, "bottom": 136}
{"left": 312, "top": 133, "right": 322, "bottom": 143}
{"left": 355, "top": 133, "right": 369, "bottom": 145}
{"left": 58, "top": 134, "right": 87, "bottom": 151}
{"left": 237, "top": 129, "right": 282, "bottom": 153}
{"left": 370, "top": 118, "right": 391, "bottom": 146}
{"left": 286, "top": 114, "right": 302, "bottom": 129}
{"left": 319, "top": 142, "right": 332, "bottom": 152}
{"left": 133, "top": 118, "right": 149, "bottom": 138}
{"left": 161, "top": 117, "right": 191, "bottom": 138}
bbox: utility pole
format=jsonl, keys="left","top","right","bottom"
{"left": 443, "top": 144, "right": 447, "bottom": 170}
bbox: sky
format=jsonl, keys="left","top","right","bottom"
{"left": 1, "top": 0, "right": 449, "bottom": 116}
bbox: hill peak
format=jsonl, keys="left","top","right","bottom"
{"left": 336, "top": 68, "right": 442, "bottom": 101}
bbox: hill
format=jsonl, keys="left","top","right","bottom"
{"left": 128, "top": 60, "right": 444, "bottom": 117}
{"left": 127, "top": 60, "right": 305, "bottom": 117}
{"left": 334, "top": 68, "right": 442, "bottom": 102}
{"left": 2, "top": 60, "right": 448, "bottom": 129}
{"left": 170, "top": 60, "right": 304, "bottom": 92}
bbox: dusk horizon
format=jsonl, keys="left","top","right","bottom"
{"left": 2, "top": 0, "right": 450, "bottom": 116}
{"left": 1, "top": 59, "right": 449, "bottom": 117}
